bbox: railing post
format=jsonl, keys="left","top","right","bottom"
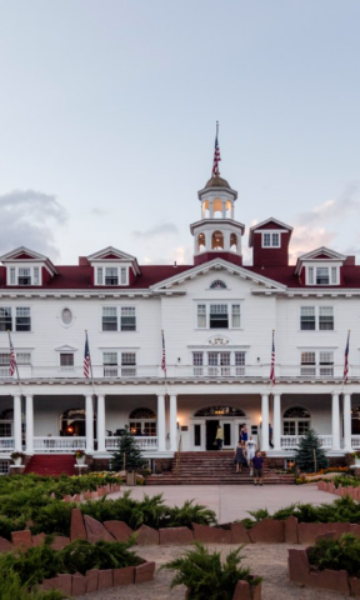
{"left": 273, "top": 394, "right": 281, "bottom": 451}
{"left": 331, "top": 393, "right": 341, "bottom": 451}
{"left": 169, "top": 395, "right": 177, "bottom": 452}
{"left": 344, "top": 393, "right": 352, "bottom": 452}
{"left": 85, "top": 394, "right": 94, "bottom": 454}
{"left": 25, "top": 395, "right": 34, "bottom": 454}
{"left": 97, "top": 395, "right": 106, "bottom": 453}
{"left": 13, "top": 395, "right": 22, "bottom": 453}
{"left": 157, "top": 394, "right": 166, "bottom": 451}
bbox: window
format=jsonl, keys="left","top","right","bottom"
{"left": 262, "top": 232, "right": 280, "bottom": 247}
{"left": 231, "top": 305, "right": 240, "bottom": 328}
{"left": 235, "top": 352, "right": 246, "bottom": 375}
{"left": 60, "top": 353, "right": 74, "bottom": 369}
{"left": 300, "top": 351, "right": 334, "bottom": 377}
{"left": 16, "top": 353, "right": 31, "bottom": 365}
{"left": 316, "top": 267, "right": 329, "bottom": 285}
{"left": 18, "top": 268, "right": 31, "bottom": 285}
{"left": 102, "top": 307, "right": 118, "bottom": 331}
{"left": 319, "top": 351, "right": 334, "bottom": 376}
{"left": 129, "top": 408, "right": 156, "bottom": 437}
{"left": 15, "top": 307, "right": 31, "bottom": 332}
{"left": 7, "top": 266, "right": 42, "bottom": 286}
{"left": 197, "top": 305, "right": 206, "bottom": 328}
{"left": 208, "top": 352, "right": 231, "bottom": 376}
{"left": 300, "top": 306, "right": 334, "bottom": 331}
{"left": 0, "top": 308, "right": 12, "bottom": 331}
{"left": 33, "top": 267, "right": 40, "bottom": 285}
{"left": 9, "top": 268, "right": 15, "bottom": 285}
{"left": 121, "top": 353, "right": 136, "bottom": 376}
{"left": 103, "top": 352, "right": 118, "bottom": 376}
{"left": 120, "top": 268, "right": 127, "bottom": 285}
{"left": 300, "top": 352, "right": 316, "bottom": 376}
{"left": 193, "top": 352, "right": 203, "bottom": 376}
{"left": 105, "top": 267, "right": 118, "bottom": 286}
{"left": 283, "top": 407, "right": 311, "bottom": 436}
{"left": 307, "top": 266, "right": 339, "bottom": 286}
{"left": 61, "top": 308, "right": 73, "bottom": 326}
{"left": 121, "top": 307, "right": 136, "bottom": 331}
{"left": 210, "top": 305, "right": 228, "bottom": 329}
{"left": 97, "top": 268, "right": 103, "bottom": 285}
{"left": 210, "top": 280, "right": 227, "bottom": 290}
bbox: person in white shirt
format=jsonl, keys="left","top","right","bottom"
{"left": 246, "top": 436, "right": 257, "bottom": 476}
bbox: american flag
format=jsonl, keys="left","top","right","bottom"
{"left": 84, "top": 331, "right": 91, "bottom": 379}
{"left": 8, "top": 332, "right": 17, "bottom": 377}
{"left": 161, "top": 330, "right": 166, "bottom": 374}
{"left": 270, "top": 330, "right": 276, "bottom": 385}
{"left": 212, "top": 122, "right": 221, "bottom": 176}
{"left": 344, "top": 330, "right": 350, "bottom": 383}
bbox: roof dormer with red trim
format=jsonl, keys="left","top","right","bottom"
{"left": 86, "top": 246, "right": 140, "bottom": 287}
{"left": 249, "top": 218, "right": 293, "bottom": 267}
{"left": 295, "top": 247, "right": 347, "bottom": 286}
{"left": 0, "top": 247, "right": 58, "bottom": 287}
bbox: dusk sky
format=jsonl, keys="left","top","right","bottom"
{"left": 0, "top": 1, "right": 359, "bottom": 266}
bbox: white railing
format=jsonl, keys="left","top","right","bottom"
{"left": 281, "top": 435, "right": 333, "bottom": 449}
{"left": 33, "top": 437, "right": 86, "bottom": 453}
{"left": 0, "top": 438, "right": 15, "bottom": 452}
{"left": 105, "top": 436, "right": 158, "bottom": 451}
{"left": 351, "top": 436, "right": 360, "bottom": 449}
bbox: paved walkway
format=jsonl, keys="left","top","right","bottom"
{"left": 107, "top": 483, "right": 335, "bottom": 524}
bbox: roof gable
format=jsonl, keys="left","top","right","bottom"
{"left": 0, "top": 246, "right": 50, "bottom": 262}
{"left": 295, "top": 246, "right": 347, "bottom": 275}
{"left": 87, "top": 246, "right": 137, "bottom": 262}
{"left": 249, "top": 218, "right": 292, "bottom": 246}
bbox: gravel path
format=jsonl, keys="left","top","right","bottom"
{"left": 77, "top": 543, "right": 349, "bottom": 600}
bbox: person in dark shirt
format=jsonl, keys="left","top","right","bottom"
{"left": 252, "top": 451, "right": 264, "bottom": 486}
{"left": 234, "top": 441, "right": 248, "bottom": 473}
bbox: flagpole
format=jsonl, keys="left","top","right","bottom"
{"left": 7, "top": 330, "right": 23, "bottom": 396}
{"left": 342, "top": 329, "right": 351, "bottom": 394}
{"left": 85, "top": 330, "right": 97, "bottom": 397}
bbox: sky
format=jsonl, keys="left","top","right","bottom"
{"left": 0, "top": 1, "right": 359, "bottom": 266}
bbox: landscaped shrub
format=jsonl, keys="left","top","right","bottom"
{"left": 167, "top": 500, "right": 217, "bottom": 529}
{"left": 0, "top": 564, "right": 65, "bottom": 600}
{"left": 308, "top": 533, "right": 360, "bottom": 578}
{"left": 162, "top": 542, "right": 261, "bottom": 600}
{"left": 294, "top": 429, "right": 328, "bottom": 473}
{"left": 30, "top": 501, "right": 76, "bottom": 537}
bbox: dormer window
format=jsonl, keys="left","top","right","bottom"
{"left": 307, "top": 266, "right": 339, "bottom": 286}
{"left": 96, "top": 266, "right": 128, "bottom": 286}
{"left": 18, "top": 268, "right": 31, "bottom": 285}
{"left": 262, "top": 232, "right": 280, "bottom": 248}
{"left": 8, "top": 266, "right": 42, "bottom": 286}
{"left": 105, "top": 268, "right": 118, "bottom": 286}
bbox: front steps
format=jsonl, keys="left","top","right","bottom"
{"left": 25, "top": 455, "right": 76, "bottom": 476}
{"left": 147, "top": 451, "right": 294, "bottom": 485}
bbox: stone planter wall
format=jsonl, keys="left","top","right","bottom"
{"left": 318, "top": 480, "right": 360, "bottom": 500}
{"left": 288, "top": 546, "right": 360, "bottom": 596}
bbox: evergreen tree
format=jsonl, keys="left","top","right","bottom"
{"left": 112, "top": 427, "right": 148, "bottom": 471}
{"left": 294, "top": 428, "right": 329, "bottom": 473}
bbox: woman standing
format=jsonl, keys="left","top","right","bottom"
{"left": 234, "top": 441, "right": 248, "bottom": 472}
{"left": 246, "top": 435, "right": 257, "bottom": 476}
{"left": 215, "top": 425, "right": 224, "bottom": 450}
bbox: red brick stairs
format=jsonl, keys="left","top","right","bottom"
{"left": 146, "top": 451, "right": 294, "bottom": 485}
{"left": 25, "top": 455, "right": 76, "bottom": 477}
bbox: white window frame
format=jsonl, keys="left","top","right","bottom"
{"left": 7, "top": 265, "right": 43, "bottom": 286}
{"left": 195, "top": 302, "right": 242, "bottom": 330}
{"left": 101, "top": 306, "right": 136, "bottom": 332}
{"left": 192, "top": 350, "right": 246, "bottom": 377}
{"left": 95, "top": 265, "right": 129, "bottom": 286}
{"left": 261, "top": 231, "right": 281, "bottom": 248}
{"left": 300, "top": 306, "right": 334, "bottom": 331}
{"left": 0, "top": 307, "right": 32, "bottom": 333}
{"left": 305, "top": 265, "right": 340, "bottom": 286}
{"left": 102, "top": 350, "right": 137, "bottom": 377}
{"left": 300, "top": 349, "right": 334, "bottom": 377}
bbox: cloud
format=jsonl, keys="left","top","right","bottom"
{"left": 142, "top": 245, "right": 193, "bottom": 265}
{"left": 89, "top": 208, "right": 108, "bottom": 216}
{"left": 0, "top": 189, "right": 68, "bottom": 259}
{"left": 133, "top": 222, "right": 179, "bottom": 239}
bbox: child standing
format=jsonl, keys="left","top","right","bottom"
{"left": 252, "top": 451, "right": 264, "bottom": 486}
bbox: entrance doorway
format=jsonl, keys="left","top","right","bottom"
{"left": 206, "top": 420, "right": 219, "bottom": 450}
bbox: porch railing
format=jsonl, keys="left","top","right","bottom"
{"left": 351, "top": 436, "right": 360, "bottom": 449}
{"left": 33, "top": 437, "right": 86, "bottom": 453}
{"left": 0, "top": 438, "right": 15, "bottom": 452}
{"left": 280, "top": 435, "right": 333, "bottom": 449}
{"left": 105, "top": 436, "right": 158, "bottom": 451}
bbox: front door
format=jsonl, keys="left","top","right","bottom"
{"left": 220, "top": 420, "right": 233, "bottom": 448}
{"left": 206, "top": 420, "right": 219, "bottom": 450}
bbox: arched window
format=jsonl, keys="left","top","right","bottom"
{"left": 210, "top": 280, "right": 227, "bottom": 290}
{"left": 194, "top": 406, "right": 245, "bottom": 418}
{"left": 212, "top": 231, "right": 224, "bottom": 250}
{"left": 230, "top": 233, "right": 238, "bottom": 252}
{"left": 129, "top": 407, "right": 156, "bottom": 437}
{"left": 212, "top": 198, "right": 223, "bottom": 218}
{"left": 60, "top": 408, "right": 96, "bottom": 437}
{"left": 198, "top": 233, "right": 206, "bottom": 253}
{"left": 283, "top": 406, "right": 310, "bottom": 436}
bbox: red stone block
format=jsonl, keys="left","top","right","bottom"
{"left": 232, "top": 580, "right": 251, "bottom": 600}
{"left": 285, "top": 516, "right": 298, "bottom": 544}
{"left": 52, "top": 536, "right": 70, "bottom": 550}
{"left": 104, "top": 520, "right": 133, "bottom": 542}
{"left": 98, "top": 569, "right": 113, "bottom": 590}
{"left": 328, "top": 483, "right": 336, "bottom": 494}
{"left": 136, "top": 524, "right": 159, "bottom": 545}
{"left": 159, "top": 527, "right": 194, "bottom": 545}
{"left": 85, "top": 569, "right": 99, "bottom": 593}
{"left": 113, "top": 566, "right": 135, "bottom": 586}
{"left": 298, "top": 522, "right": 350, "bottom": 544}
{"left": 135, "top": 561, "right": 155, "bottom": 584}
{"left": 11, "top": 530, "right": 32, "bottom": 549}
{"left": 84, "top": 490, "right": 93, "bottom": 500}
{"left": 349, "top": 577, "right": 360, "bottom": 597}
{"left": 192, "top": 523, "right": 231, "bottom": 544}
{"left": 248, "top": 519, "right": 285, "bottom": 543}
{"left": 32, "top": 533, "right": 46, "bottom": 547}
{"left": 56, "top": 574, "right": 72, "bottom": 595}
{"left": 0, "top": 537, "right": 13, "bottom": 553}
{"left": 84, "top": 515, "right": 115, "bottom": 543}
{"left": 231, "top": 522, "right": 251, "bottom": 544}
{"left": 42, "top": 577, "right": 58, "bottom": 591}
{"left": 63, "top": 494, "right": 72, "bottom": 502}
{"left": 72, "top": 493, "right": 81, "bottom": 502}
{"left": 308, "top": 569, "right": 350, "bottom": 594}
{"left": 288, "top": 549, "right": 310, "bottom": 583}
{"left": 72, "top": 573, "right": 87, "bottom": 596}
{"left": 70, "top": 508, "right": 87, "bottom": 542}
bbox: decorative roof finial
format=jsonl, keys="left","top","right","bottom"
{"left": 212, "top": 121, "right": 221, "bottom": 177}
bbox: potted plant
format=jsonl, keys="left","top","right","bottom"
{"left": 10, "top": 451, "right": 25, "bottom": 466}
{"left": 350, "top": 451, "right": 360, "bottom": 466}
{"left": 74, "top": 449, "right": 86, "bottom": 465}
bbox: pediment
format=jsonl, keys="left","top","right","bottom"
{"left": 87, "top": 246, "right": 136, "bottom": 262}
{"left": 54, "top": 344, "right": 78, "bottom": 352}
{"left": 298, "top": 247, "right": 346, "bottom": 261}
{"left": 0, "top": 246, "right": 49, "bottom": 262}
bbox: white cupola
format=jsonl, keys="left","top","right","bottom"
{"left": 190, "top": 173, "right": 245, "bottom": 267}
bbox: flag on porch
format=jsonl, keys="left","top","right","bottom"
{"left": 344, "top": 330, "right": 350, "bottom": 383}
{"left": 7, "top": 331, "right": 17, "bottom": 377}
{"left": 161, "top": 330, "right": 167, "bottom": 374}
{"left": 270, "top": 330, "right": 276, "bottom": 386}
{"left": 84, "top": 331, "right": 91, "bottom": 379}
{"left": 212, "top": 121, "right": 221, "bottom": 176}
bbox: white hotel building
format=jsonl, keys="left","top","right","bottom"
{"left": 0, "top": 171, "right": 359, "bottom": 472}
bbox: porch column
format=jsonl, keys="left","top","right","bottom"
{"left": 169, "top": 394, "right": 177, "bottom": 452}
{"left": 85, "top": 394, "right": 94, "bottom": 454}
{"left": 331, "top": 393, "right": 341, "bottom": 451}
{"left": 157, "top": 394, "right": 166, "bottom": 451}
{"left": 261, "top": 394, "right": 270, "bottom": 451}
{"left": 25, "top": 395, "right": 34, "bottom": 454}
{"left": 13, "top": 395, "right": 22, "bottom": 452}
{"left": 97, "top": 395, "right": 106, "bottom": 453}
{"left": 273, "top": 394, "right": 281, "bottom": 451}
{"left": 343, "top": 393, "right": 352, "bottom": 452}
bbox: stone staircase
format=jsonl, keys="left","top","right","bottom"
{"left": 146, "top": 451, "right": 294, "bottom": 485}
{"left": 25, "top": 455, "right": 76, "bottom": 476}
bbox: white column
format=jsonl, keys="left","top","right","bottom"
{"left": 25, "top": 395, "right": 34, "bottom": 454}
{"left": 169, "top": 394, "right": 177, "bottom": 452}
{"left": 331, "top": 393, "right": 341, "bottom": 451}
{"left": 273, "top": 394, "right": 281, "bottom": 451}
{"left": 157, "top": 394, "right": 166, "bottom": 451}
{"left": 13, "top": 395, "right": 22, "bottom": 452}
{"left": 85, "top": 394, "right": 94, "bottom": 454}
{"left": 344, "top": 393, "right": 352, "bottom": 452}
{"left": 261, "top": 394, "right": 270, "bottom": 451}
{"left": 97, "top": 395, "right": 106, "bottom": 453}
